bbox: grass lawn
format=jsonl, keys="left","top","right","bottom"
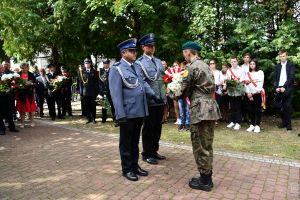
{"left": 47, "top": 113, "right": 300, "bottom": 161}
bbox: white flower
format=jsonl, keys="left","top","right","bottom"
{"left": 1, "top": 74, "right": 13, "bottom": 81}
{"left": 56, "top": 76, "right": 64, "bottom": 82}
{"left": 13, "top": 73, "right": 20, "bottom": 78}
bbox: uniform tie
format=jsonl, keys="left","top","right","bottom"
{"left": 130, "top": 65, "right": 137, "bottom": 75}
{"left": 151, "top": 58, "right": 157, "bottom": 67}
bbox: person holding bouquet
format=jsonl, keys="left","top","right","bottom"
{"left": 178, "top": 61, "right": 191, "bottom": 131}
{"left": 245, "top": 59, "right": 265, "bottom": 133}
{"left": 168, "top": 41, "right": 220, "bottom": 191}
{"left": 1, "top": 61, "right": 19, "bottom": 133}
{"left": 226, "top": 56, "right": 245, "bottom": 130}
{"left": 16, "top": 63, "right": 37, "bottom": 128}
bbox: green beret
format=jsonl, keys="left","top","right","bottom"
{"left": 182, "top": 41, "right": 202, "bottom": 51}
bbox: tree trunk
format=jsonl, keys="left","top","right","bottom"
{"left": 51, "top": 45, "right": 60, "bottom": 67}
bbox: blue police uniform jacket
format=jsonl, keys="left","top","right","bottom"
{"left": 108, "top": 59, "right": 155, "bottom": 120}
{"left": 136, "top": 55, "right": 166, "bottom": 106}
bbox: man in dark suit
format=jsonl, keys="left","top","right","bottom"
{"left": 77, "top": 63, "right": 86, "bottom": 116}
{"left": 79, "top": 58, "right": 100, "bottom": 124}
{"left": 61, "top": 66, "right": 73, "bottom": 117}
{"left": 36, "top": 68, "right": 49, "bottom": 118}
{"left": 0, "top": 61, "right": 19, "bottom": 133}
{"left": 273, "top": 50, "right": 295, "bottom": 131}
{"left": 99, "top": 59, "right": 116, "bottom": 123}
{"left": 46, "top": 64, "right": 63, "bottom": 120}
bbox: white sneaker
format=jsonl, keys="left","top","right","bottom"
{"left": 227, "top": 122, "right": 235, "bottom": 128}
{"left": 30, "top": 122, "right": 35, "bottom": 127}
{"left": 174, "top": 119, "right": 181, "bottom": 125}
{"left": 254, "top": 126, "right": 261, "bottom": 133}
{"left": 246, "top": 125, "right": 255, "bottom": 132}
{"left": 233, "top": 123, "right": 241, "bottom": 130}
{"left": 20, "top": 124, "right": 25, "bottom": 129}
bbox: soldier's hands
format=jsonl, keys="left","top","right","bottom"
{"left": 151, "top": 95, "right": 163, "bottom": 104}
{"left": 117, "top": 117, "right": 127, "bottom": 125}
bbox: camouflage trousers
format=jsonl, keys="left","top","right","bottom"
{"left": 190, "top": 120, "right": 215, "bottom": 175}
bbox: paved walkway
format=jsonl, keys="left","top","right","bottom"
{"left": 0, "top": 120, "right": 299, "bottom": 200}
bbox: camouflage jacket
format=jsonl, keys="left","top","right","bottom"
{"left": 171, "top": 58, "right": 221, "bottom": 124}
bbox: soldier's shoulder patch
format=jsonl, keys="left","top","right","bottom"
{"left": 183, "top": 69, "right": 189, "bottom": 80}
{"left": 113, "top": 61, "right": 121, "bottom": 66}
{"left": 137, "top": 57, "right": 144, "bottom": 61}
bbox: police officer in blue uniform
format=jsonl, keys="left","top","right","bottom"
{"left": 109, "top": 38, "right": 161, "bottom": 181}
{"left": 136, "top": 33, "right": 166, "bottom": 165}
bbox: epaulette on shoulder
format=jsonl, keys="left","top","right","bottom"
{"left": 137, "top": 57, "right": 143, "bottom": 61}
{"left": 113, "top": 61, "right": 121, "bottom": 66}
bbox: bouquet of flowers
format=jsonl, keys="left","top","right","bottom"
{"left": 226, "top": 79, "right": 245, "bottom": 94}
{"left": 164, "top": 67, "right": 184, "bottom": 97}
{"left": 0, "top": 73, "right": 21, "bottom": 93}
{"left": 50, "top": 75, "right": 68, "bottom": 92}
{"left": 96, "top": 94, "right": 111, "bottom": 112}
{"left": 18, "top": 80, "right": 35, "bottom": 92}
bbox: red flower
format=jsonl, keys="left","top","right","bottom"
{"left": 163, "top": 74, "right": 172, "bottom": 84}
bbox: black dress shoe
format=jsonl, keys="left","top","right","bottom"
{"left": 86, "top": 120, "right": 92, "bottom": 124}
{"left": 278, "top": 124, "right": 286, "bottom": 129}
{"left": 123, "top": 172, "right": 138, "bottom": 181}
{"left": 133, "top": 167, "right": 148, "bottom": 176}
{"left": 153, "top": 153, "right": 166, "bottom": 160}
{"left": 114, "top": 122, "right": 120, "bottom": 127}
{"left": 0, "top": 131, "right": 6, "bottom": 135}
{"left": 9, "top": 128, "right": 19, "bottom": 132}
{"left": 143, "top": 157, "right": 158, "bottom": 165}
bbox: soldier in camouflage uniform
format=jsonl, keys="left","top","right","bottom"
{"left": 169, "top": 41, "right": 220, "bottom": 191}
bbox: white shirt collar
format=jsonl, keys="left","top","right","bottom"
{"left": 122, "top": 58, "right": 133, "bottom": 66}
{"left": 144, "top": 53, "right": 153, "bottom": 60}
{"left": 281, "top": 61, "right": 287, "bottom": 66}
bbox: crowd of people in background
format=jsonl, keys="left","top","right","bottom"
{"left": 0, "top": 50, "right": 296, "bottom": 136}
{"left": 163, "top": 50, "right": 295, "bottom": 133}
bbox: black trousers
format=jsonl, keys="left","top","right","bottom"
{"left": 37, "top": 93, "right": 46, "bottom": 116}
{"left": 80, "top": 95, "right": 86, "bottom": 116}
{"left": 54, "top": 94, "right": 62, "bottom": 118}
{"left": 107, "top": 94, "right": 116, "bottom": 121}
{"left": 247, "top": 94, "right": 262, "bottom": 126}
{"left": 62, "top": 94, "right": 72, "bottom": 116}
{"left": 46, "top": 95, "right": 56, "bottom": 120}
{"left": 102, "top": 94, "right": 116, "bottom": 122}
{"left": 280, "top": 91, "right": 293, "bottom": 129}
{"left": 229, "top": 96, "right": 242, "bottom": 124}
{"left": 241, "top": 96, "right": 249, "bottom": 122}
{"left": 83, "top": 96, "right": 96, "bottom": 121}
{"left": 119, "top": 118, "right": 143, "bottom": 173}
{"left": 0, "top": 95, "right": 16, "bottom": 130}
{"left": 142, "top": 106, "right": 164, "bottom": 158}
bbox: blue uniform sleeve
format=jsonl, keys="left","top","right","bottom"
{"left": 109, "top": 67, "right": 126, "bottom": 120}
{"left": 143, "top": 80, "right": 155, "bottom": 98}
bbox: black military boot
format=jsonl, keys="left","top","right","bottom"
{"left": 189, "top": 173, "right": 213, "bottom": 191}
{"left": 191, "top": 171, "right": 214, "bottom": 188}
